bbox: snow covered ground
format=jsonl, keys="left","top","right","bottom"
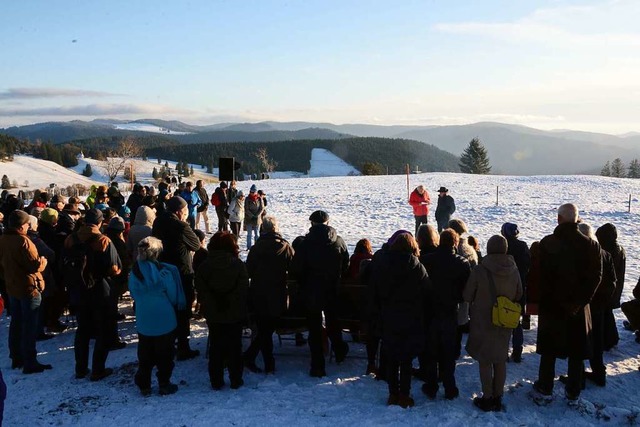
{"left": 308, "top": 148, "right": 361, "bottom": 177}
{"left": 0, "top": 156, "right": 96, "bottom": 190}
{"left": 3, "top": 166, "right": 640, "bottom": 425}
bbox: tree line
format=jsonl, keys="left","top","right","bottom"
{"left": 600, "top": 158, "right": 640, "bottom": 178}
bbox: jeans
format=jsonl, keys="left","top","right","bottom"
{"left": 9, "top": 294, "right": 42, "bottom": 369}
{"left": 511, "top": 322, "right": 524, "bottom": 357}
{"left": 74, "top": 300, "right": 110, "bottom": 375}
{"left": 246, "top": 224, "right": 259, "bottom": 250}
{"left": 414, "top": 215, "right": 428, "bottom": 236}
{"left": 176, "top": 274, "right": 195, "bottom": 351}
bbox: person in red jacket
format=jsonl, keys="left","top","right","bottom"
{"left": 409, "top": 185, "right": 431, "bottom": 236}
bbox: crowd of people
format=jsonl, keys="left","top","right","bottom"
{"left": 0, "top": 181, "right": 634, "bottom": 414}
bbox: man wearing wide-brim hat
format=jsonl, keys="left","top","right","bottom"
{"left": 435, "top": 187, "right": 456, "bottom": 232}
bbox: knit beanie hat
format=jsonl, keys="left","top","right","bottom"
{"left": 40, "top": 208, "right": 59, "bottom": 225}
{"left": 166, "top": 196, "right": 187, "bottom": 213}
{"left": 487, "top": 235, "right": 508, "bottom": 254}
{"left": 500, "top": 222, "right": 519, "bottom": 238}
{"left": 309, "top": 210, "right": 329, "bottom": 224}
{"left": 8, "top": 210, "right": 30, "bottom": 229}
{"left": 107, "top": 216, "right": 125, "bottom": 232}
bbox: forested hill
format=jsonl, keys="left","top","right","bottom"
{"left": 144, "top": 137, "right": 460, "bottom": 175}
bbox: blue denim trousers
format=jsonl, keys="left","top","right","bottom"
{"left": 246, "top": 224, "right": 259, "bottom": 250}
{"left": 9, "top": 293, "right": 42, "bottom": 369}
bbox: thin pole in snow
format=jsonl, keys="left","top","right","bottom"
{"left": 629, "top": 194, "right": 632, "bottom": 213}
{"left": 406, "top": 164, "right": 410, "bottom": 201}
{"left": 496, "top": 186, "right": 499, "bottom": 206}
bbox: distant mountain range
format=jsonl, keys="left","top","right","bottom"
{"left": 2, "top": 119, "right": 639, "bottom": 175}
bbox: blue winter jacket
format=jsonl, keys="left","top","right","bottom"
{"left": 129, "top": 260, "right": 186, "bottom": 336}
{"left": 179, "top": 189, "right": 201, "bottom": 219}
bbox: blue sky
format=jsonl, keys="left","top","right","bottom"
{"left": 1, "top": 0, "right": 639, "bottom": 133}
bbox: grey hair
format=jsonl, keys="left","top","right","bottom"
{"left": 137, "top": 236, "right": 163, "bottom": 261}
{"left": 577, "top": 223, "right": 595, "bottom": 240}
{"left": 261, "top": 216, "right": 279, "bottom": 233}
{"left": 558, "top": 203, "right": 579, "bottom": 223}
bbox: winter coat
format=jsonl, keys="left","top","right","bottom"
{"left": 371, "top": 250, "right": 430, "bottom": 361}
{"left": 244, "top": 193, "right": 264, "bottom": 227}
{"left": 127, "top": 206, "right": 156, "bottom": 260}
{"left": 463, "top": 254, "right": 523, "bottom": 363}
{"left": 195, "top": 250, "right": 249, "bottom": 324}
{"left": 214, "top": 187, "right": 229, "bottom": 211}
{"left": 290, "top": 224, "right": 350, "bottom": 311}
{"left": 435, "top": 194, "right": 456, "bottom": 223}
{"left": 526, "top": 241, "right": 541, "bottom": 315}
{"left": 246, "top": 232, "right": 295, "bottom": 317}
{"left": 420, "top": 246, "right": 471, "bottom": 320}
{"left": 27, "top": 231, "right": 56, "bottom": 296}
{"left": 409, "top": 189, "right": 430, "bottom": 216}
{"left": 347, "top": 252, "right": 373, "bottom": 281}
{"left": 227, "top": 197, "right": 245, "bottom": 223}
{"left": 536, "top": 222, "right": 602, "bottom": 359}
{"left": 505, "top": 236, "right": 531, "bottom": 305}
{"left": 0, "top": 229, "right": 47, "bottom": 298}
{"left": 179, "top": 189, "right": 201, "bottom": 219}
{"left": 126, "top": 193, "right": 145, "bottom": 223}
{"left": 596, "top": 223, "right": 626, "bottom": 308}
{"left": 195, "top": 187, "right": 209, "bottom": 212}
{"left": 107, "top": 186, "right": 125, "bottom": 211}
{"left": 63, "top": 225, "right": 122, "bottom": 303}
{"left": 56, "top": 211, "right": 76, "bottom": 236}
{"left": 129, "top": 260, "right": 185, "bottom": 336}
{"left": 152, "top": 211, "right": 201, "bottom": 276}
{"left": 105, "top": 230, "right": 132, "bottom": 293}
{"left": 86, "top": 185, "right": 98, "bottom": 209}
{"left": 590, "top": 249, "right": 617, "bottom": 311}
{"left": 457, "top": 239, "right": 479, "bottom": 267}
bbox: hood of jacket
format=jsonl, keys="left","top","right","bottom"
{"left": 134, "top": 206, "right": 156, "bottom": 227}
{"left": 481, "top": 253, "right": 518, "bottom": 277}
{"left": 595, "top": 223, "right": 618, "bottom": 252}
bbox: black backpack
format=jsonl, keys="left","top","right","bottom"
{"left": 63, "top": 233, "right": 99, "bottom": 292}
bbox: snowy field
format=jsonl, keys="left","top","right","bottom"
{"left": 2, "top": 163, "right": 640, "bottom": 425}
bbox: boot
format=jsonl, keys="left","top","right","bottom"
{"left": 398, "top": 394, "right": 415, "bottom": 408}
{"left": 159, "top": 383, "right": 179, "bottom": 395}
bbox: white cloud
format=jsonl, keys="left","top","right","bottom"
{"left": 0, "top": 88, "right": 121, "bottom": 100}
{"left": 433, "top": 1, "right": 640, "bottom": 49}
{"left": 0, "top": 103, "right": 192, "bottom": 117}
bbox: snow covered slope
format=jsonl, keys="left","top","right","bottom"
{"left": 308, "top": 148, "right": 360, "bottom": 177}
{"left": 3, "top": 169, "right": 640, "bottom": 426}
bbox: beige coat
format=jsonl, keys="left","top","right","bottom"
{"left": 463, "top": 254, "right": 523, "bottom": 363}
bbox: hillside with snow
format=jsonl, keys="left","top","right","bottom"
{"left": 2, "top": 162, "right": 640, "bottom": 426}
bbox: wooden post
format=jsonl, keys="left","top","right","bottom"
{"left": 629, "top": 194, "right": 632, "bottom": 213}
{"left": 406, "top": 164, "right": 410, "bottom": 201}
{"left": 496, "top": 186, "right": 499, "bottom": 206}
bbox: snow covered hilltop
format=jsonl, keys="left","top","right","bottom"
{"left": 2, "top": 169, "right": 640, "bottom": 425}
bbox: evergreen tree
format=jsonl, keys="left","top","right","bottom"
{"left": 1, "top": 174, "right": 10, "bottom": 189}
{"left": 611, "top": 158, "right": 625, "bottom": 178}
{"left": 190, "top": 165, "right": 194, "bottom": 176}
{"left": 361, "top": 161, "right": 386, "bottom": 175}
{"left": 165, "top": 161, "right": 169, "bottom": 168}
{"left": 459, "top": 138, "right": 491, "bottom": 174}
{"left": 82, "top": 163, "right": 93, "bottom": 177}
{"left": 601, "top": 161, "right": 611, "bottom": 176}
{"left": 158, "top": 157, "right": 162, "bottom": 164}
{"left": 152, "top": 167, "right": 158, "bottom": 179}
{"left": 628, "top": 159, "right": 640, "bottom": 178}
